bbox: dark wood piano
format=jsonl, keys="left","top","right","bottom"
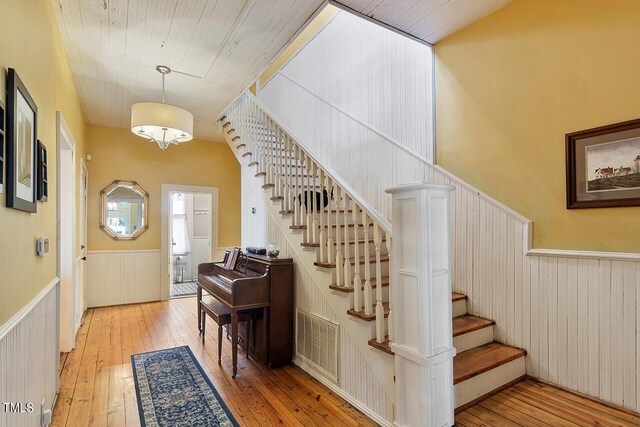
{"left": 197, "top": 253, "right": 293, "bottom": 377}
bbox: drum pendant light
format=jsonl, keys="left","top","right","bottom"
{"left": 131, "top": 65, "right": 194, "bottom": 150}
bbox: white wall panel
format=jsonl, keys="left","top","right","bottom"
{"left": 87, "top": 250, "right": 161, "bottom": 307}
{"left": 259, "top": 11, "right": 433, "bottom": 221}
{"left": 0, "top": 280, "right": 59, "bottom": 427}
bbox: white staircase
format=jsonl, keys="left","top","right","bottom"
{"left": 221, "top": 91, "right": 526, "bottom": 423}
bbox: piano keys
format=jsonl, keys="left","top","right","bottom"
{"left": 198, "top": 253, "right": 294, "bottom": 377}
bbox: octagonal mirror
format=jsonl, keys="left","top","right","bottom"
{"left": 100, "top": 180, "right": 149, "bottom": 240}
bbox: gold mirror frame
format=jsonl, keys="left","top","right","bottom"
{"left": 100, "top": 180, "right": 149, "bottom": 240}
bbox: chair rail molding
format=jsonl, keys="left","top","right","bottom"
{"left": 386, "top": 182, "right": 456, "bottom": 427}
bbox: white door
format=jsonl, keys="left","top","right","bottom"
{"left": 57, "top": 113, "right": 77, "bottom": 353}
{"left": 77, "top": 162, "right": 88, "bottom": 328}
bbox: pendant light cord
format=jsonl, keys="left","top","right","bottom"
{"left": 162, "top": 72, "right": 166, "bottom": 104}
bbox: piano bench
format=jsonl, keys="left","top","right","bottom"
{"left": 200, "top": 297, "right": 253, "bottom": 365}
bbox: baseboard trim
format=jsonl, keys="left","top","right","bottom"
{"left": 87, "top": 249, "right": 161, "bottom": 254}
{"left": 527, "top": 376, "right": 640, "bottom": 418}
{"left": 527, "top": 248, "right": 640, "bottom": 261}
{"left": 0, "top": 277, "right": 60, "bottom": 340}
{"left": 292, "top": 357, "right": 393, "bottom": 427}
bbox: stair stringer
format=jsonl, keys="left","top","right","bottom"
{"left": 226, "top": 138, "right": 396, "bottom": 423}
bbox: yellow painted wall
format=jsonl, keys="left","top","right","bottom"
{"left": 0, "top": 0, "right": 87, "bottom": 325}
{"left": 86, "top": 125, "right": 241, "bottom": 254}
{"left": 258, "top": 4, "right": 339, "bottom": 88}
{"left": 435, "top": 0, "right": 640, "bottom": 252}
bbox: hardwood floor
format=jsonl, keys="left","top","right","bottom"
{"left": 455, "top": 379, "right": 640, "bottom": 426}
{"left": 53, "top": 296, "right": 640, "bottom": 427}
{"left": 52, "top": 297, "right": 378, "bottom": 427}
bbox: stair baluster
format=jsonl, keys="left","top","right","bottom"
{"left": 374, "top": 224, "right": 384, "bottom": 343}
{"left": 304, "top": 153, "right": 311, "bottom": 243}
{"left": 353, "top": 205, "right": 362, "bottom": 311}
{"left": 319, "top": 169, "right": 326, "bottom": 262}
{"left": 286, "top": 135, "right": 293, "bottom": 212}
{"left": 292, "top": 144, "right": 300, "bottom": 227}
{"left": 334, "top": 185, "right": 343, "bottom": 288}
{"left": 363, "top": 212, "right": 373, "bottom": 316}
{"left": 342, "top": 193, "right": 352, "bottom": 289}
{"left": 326, "top": 176, "right": 335, "bottom": 264}
{"left": 311, "top": 161, "right": 318, "bottom": 244}
{"left": 386, "top": 233, "right": 394, "bottom": 342}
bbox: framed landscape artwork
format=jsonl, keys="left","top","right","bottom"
{"left": 566, "top": 118, "right": 640, "bottom": 209}
{"left": 6, "top": 68, "right": 38, "bottom": 213}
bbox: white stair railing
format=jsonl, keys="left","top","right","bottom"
{"left": 222, "top": 91, "right": 392, "bottom": 343}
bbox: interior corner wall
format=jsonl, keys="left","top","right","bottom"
{"left": 86, "top": 125, "right": 241, "bottom": 253}
{"left": 0, "top": 0, "right": 87, "bottom": 326}
{"left": 435, "top": 0, "right": 640, "bottom": 252}
{"left": 0, "top": 0, "right": 87, "bottom": 419}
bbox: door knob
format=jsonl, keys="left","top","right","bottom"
{"left": 81, "top": 256, "right": 87, "bottom": 261}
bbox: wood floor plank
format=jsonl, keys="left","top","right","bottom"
{"left": 513, "top": 381, "right": 639, "bottom": 427}
{"left": 465, "top": 405, "right": 520, "bottom": 427}
{"left": 486, "top": 392, "right": 579, "bottom": 427}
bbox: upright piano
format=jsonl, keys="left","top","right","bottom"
{"left": 197, "top": 253, "right": 293, "bottom": 377}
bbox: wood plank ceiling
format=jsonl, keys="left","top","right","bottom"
{"left": 53, "top": 0, "right": 509, "bottom": 141}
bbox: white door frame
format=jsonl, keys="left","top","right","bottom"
{"left": 161, "top": 184, "right": 219, "bottom": 300}
{"left": 77, "top": 159, "right": 88, "bottom": 326}
{"left": 56, "top": 112, "right": 77, "bottom": 353}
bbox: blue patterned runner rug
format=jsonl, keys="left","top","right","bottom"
{"left": 131, "top": 346, "right": 239, "bottom": 426}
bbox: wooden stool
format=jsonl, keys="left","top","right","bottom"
{"left": 199, "top": 297, "right": 252, "bottom": 367}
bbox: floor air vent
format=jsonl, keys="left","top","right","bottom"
{"left": 296, "top": 309, "right": 339, "bottom": 383}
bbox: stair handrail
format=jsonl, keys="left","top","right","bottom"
{"left": 225, "top": 90, "right": 392, "bottom": 236}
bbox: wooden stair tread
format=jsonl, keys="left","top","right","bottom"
{"left": 241, "top": 152, "right": 252, "bottom": 157}
{"left": 255, "top": 172, "right": 267, "bottom": 177}
{"left": 368, "top": 337, "right": 394, "bottom": 355}
{"left": 315, "top": 255, "right": 389, "bottom": 268}
{"left": 280, "top": 209, "right": 356, "bottom": 215}
{"left": 290, "top": 223, "right": 374, "bottom": 230}
{"left": 301, "top": 237, "right": 385, "bottom": 248}
{"left": 248, "top": 161, "right": 258, "bottom": 166}
{"left": 452, "top": 292, "right": 467, "bottom": 302}
{"left": 347, "top": 302, "right": 390, "bottom": 321}
{"left": 270, "top": 196, "right": 284, "bottom": 201}
{"left": 232, "top": 136, "right": 240, "bottom": 141}
{"left": 329, "top": 276, "right": 390, "bottom": 292}
{"left": 454, "top": 342, "right": 526, "bottom": 385}
{"left": 452, "top": 315, "right": 495, "bottom": 337}
{"left": 236, "top": 143, "right": 246, "bottom": 148}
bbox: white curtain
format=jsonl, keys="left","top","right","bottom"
{"left": 172, "top": 194, "right": 190, "bottom": 255}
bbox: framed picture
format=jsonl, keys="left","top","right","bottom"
{"left": 37, "top": 140, "right": 48, "bottom": 202}
{"left": 0, "top": 99, "right": 5, "bottom": 194}
{"left": 566, "top": 118, "right": 640, "bottom": 209}
{"left": 6, "top": 68, "right": 37, "bottom": 213}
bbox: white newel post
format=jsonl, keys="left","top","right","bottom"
{"left": 385, "top": 182, "right": 456, "bottom": 427}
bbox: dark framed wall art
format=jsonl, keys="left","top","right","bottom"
{"left": 566, "top": 118, "right": 640, "bottom": 209}
{"left": 6, "top": 68, "right": 38, "bottom": 213}
{"left": 37, "top": 140, "right": 48, "bottom": 202}
{"left": 0, "top": 99, "right": 5, "bottom": 194}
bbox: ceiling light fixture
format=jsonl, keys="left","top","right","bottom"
{"left": 131, "top": 65, "right": 194, "bottom": 150}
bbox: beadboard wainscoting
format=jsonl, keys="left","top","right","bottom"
{"left": 0, "top": 278, "right": 59, "bottom": 427}
{"left": 87, "top": 250, "right": 162, "bottom": 307}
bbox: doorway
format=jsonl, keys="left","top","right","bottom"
{"left": 76, "top": 160, "right": 88, "bottom": 326}
{"left": 56, "top": 112, "right": 78, "bottom": 353}
{"left": 161, "top": 185, "right": 219, "bottom": 300}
